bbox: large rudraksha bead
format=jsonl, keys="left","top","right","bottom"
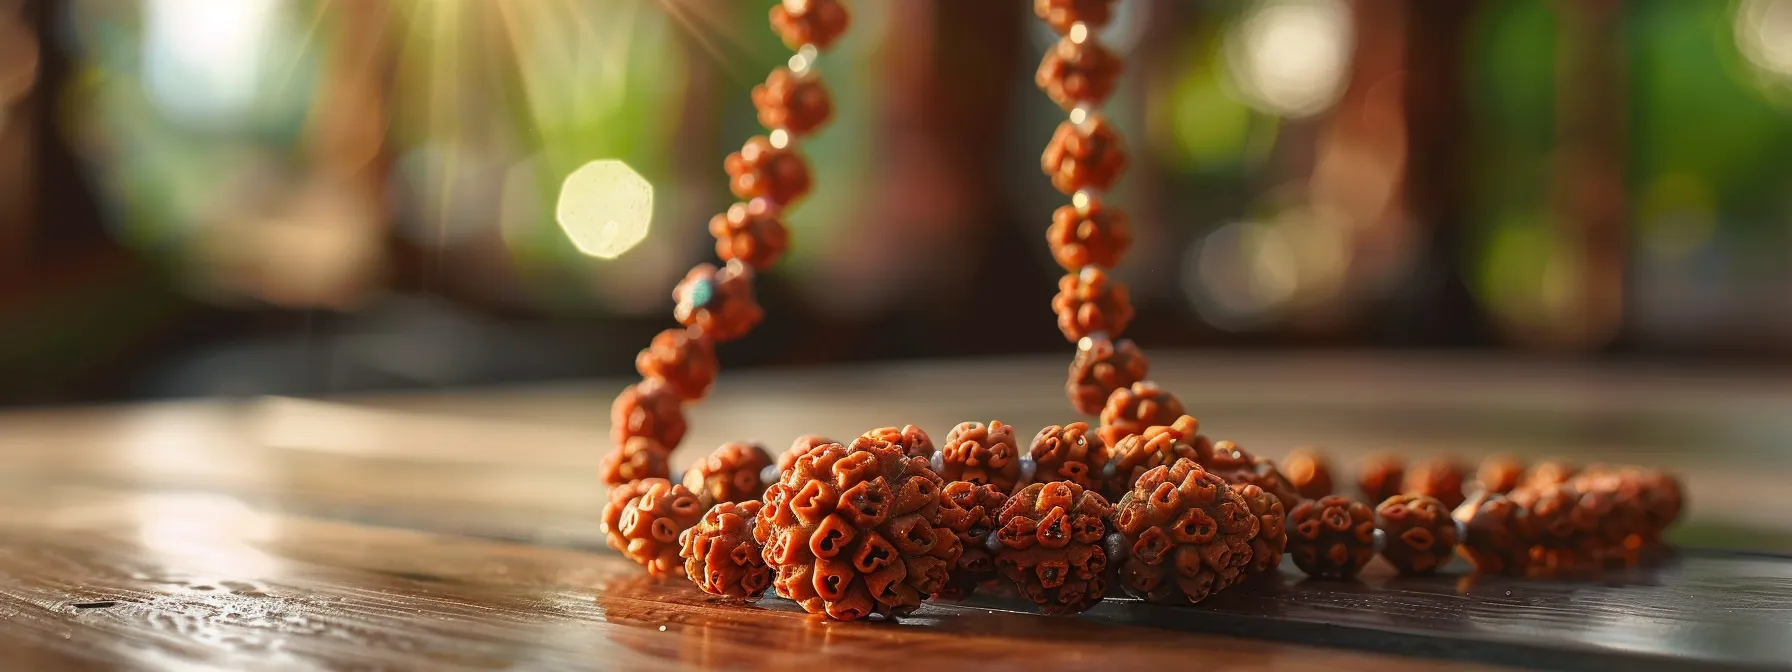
{"left": 1034, "top": 0, "right": 1118, "bottom": 35}
{"left": 1098, "top": 419, "right": 1199, "bottom": 502}
{"left": 680, "top": 500, "right": 773, "bottom": 600}
{"left": 753, "top": 67, "right": 833, "bottom": 136}
{"left": 600, "top": 436, "right": 671, "bottom": 487}
{"left": 673, "top": 261, "right": 763, "bottom": 342}
{"left": 709, "top": 200, "right": 790, "bottom": 272}
{"left": 1047, "top": 197, "right": 1132, "bottom": 271}
{"left": 770, "top": 0, "right": 851, "bottom": 51}
{"left": 1066, "top": 335, "right": 1148, "bottom": 417}
{"left": 1191, "top": 435, "right": 1304, "bottom": 511}
{"left": 1112, "top": 459, "right": 1256, "bottom": 604}
{"left": 937, "top": 421, "right": 1024, "bottom": 493}
{"left": 1374, "top": 495, "right": 1458, "bottom": 576}
{"left": 1401, "top": 456, "right": 1468, "bottom": 510}
{"left": 1454, "top": 492, "right": 1533, "bottom": 576}
{"left": 725, "top": 135, "right": 812, "bottom": 206}
{"left": 603, "top": 478, "right": 707, "bottom": 579}
{"left": 859, "top": 425, "right": 935, "bottom": 460}
{"left": 776, "top": 434, "right": 835, "bottom": 481}
{"left": 610, "top": 379, "right": 687, "bottom": 449}
{"left": 1052, "top": 267, "right": 1134, "bottom": 342}
{"left": 1097, "top": 380, "right": 1186, "bottom": 449}
{"left": 1042, "top": 113, "right": 1126, "bottom": 194}
{"left": 683, "top": 441, "right": 776, "bottom": 505}
{"left": 1038, "top": 36, "right": 1122, "bottom": 111}
{"left": 635, "top": 328, "right": 718, "bottom": 401}
{"left": 1028, "top": 422, "right": 1110, "bottom": 493}
{"left": 935, "top": 481, "right": 1009, "bottom": 601}
{"left": 994, "top": 481, "right": 1113, "bottom": 616}
{"left": 1287, "top": 495, "right": 1377, "bottom": 579}
{"left": 1357, "top": 452, "right": 1405, "bottom": 504}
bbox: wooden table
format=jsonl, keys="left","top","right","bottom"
{"left": 3, "top": 353, "right": 1790, "bottom": 670}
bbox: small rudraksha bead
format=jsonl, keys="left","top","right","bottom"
{"left": 770, "top": 0, "right": 851, "bottom": 51}
{"left": 673, "top": 260, "right": 763, "bottom": 342}
{"left": 1047, "top": 197, "right": 1132, "bottom": 272}
{"left": 1035, "top": 0, "right": 1117, "bottom": 35}
{"left": 709, "top": 200, "right": 790, "bottom": 272}
{"left": 995, "top": 481, "right": 1113, "bottom": 616}
{"left": 860, "top": 425, "right": 935, "bottom": 460}
{"left": 1113, "top": 459, "right": 1256, "bottom": 604}
{"left": 1374, "top": 495, "right": 1458, "bottom": 576}
{"left": 684, "top": 441, "right": 776, "bottom": 505}
{"left": 1042, "top": 113, "right": 1126, "bottom": 194}
{"left": 600, "top": 436, "right": 671, "bottom": 487}
{"left": 1192, "top": 435, "right": 1304, "bottom": 511}
{"left": 603, "top": 478, "right": 708, "bottom": 579}
{"left": 753, "top": 67, "right": 833, "bottom": 136}
{"left": 1476, "top": 453, "right": 1526, "bottom": 495}
{"left": 776, "top": 433, "right": 835, "bottom": 480}
{"left": 1237, "top": 483, "right": 1286, "bottom": 574}
{"left": 1518, "top": 460, "right": 1577, "bottom": 496}
{"left": 725, "top": 135, "right": 812, "bottom": 206}
{"left": 1633, "top": 468, "right": 1684, "bottom": 540}
{"left": 1052, "top": 267, "right": 1134, "bottom": 342}
{"left": 1357, "top": 452, "right": 1406, "bottom": 504}
{"left": 1028, "top": 422, "right": 1110, "bottom": 493}
{"left": 1287, "top": 495, "right": 1377, "bottom": 579}
{"left": 1097, "top": 380, "right": 1185, "bottom": 448}
{"left": 1564, "top": 471, "right": 1647, "bottom": 567}
{"left": 1098, "top": 418, "right": 1199, "bottom": 502}
{"left": 1066, "top": 334, "right": 1148, "bottom": 416}
{"left": 635, "top": 328, "right": 718, "bottom": 401}
{"left": 755, "top": 440, "right": 962, "bottom": 620}
{"left": 1525, "top": 483, "right": 1600, "bottom": 575}
{"left": 1454, "top": 492, "right": 1534, "bottom": 576}
{"left": 680, "top": 500, "right": 773, "bottom": 600}
{"left": 611, "top": 379, "right": 687, "bottom": 449}
{"left": 1402, "top": 456, "right": 1468, "bottom": 510}
{"left": 1038, "top": 36, "right": 1122, "bottom": 111}
{"left": 935, "top": 481, "right": 1009, "bottom": 600}
{"left": 1283, "top": 448, "right": 1335, "bottom": 500}
{"left": 937, "top": 421, "right": 1024, "bottom": 493}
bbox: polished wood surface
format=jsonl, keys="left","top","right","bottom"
{"left": 3, "top": 353, "right": 1790, "bottom": 670}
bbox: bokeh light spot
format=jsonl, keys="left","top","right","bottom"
{"left": 555, "top": 159, "right": 653, "bottom": 259}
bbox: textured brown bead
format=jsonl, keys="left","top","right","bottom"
{"left": 683, "top": 442, "right": 776, "bottom": 505}
{"left": 1238, "top": 483, "right": 1287, "bottom": 574}
{"left": 938, "top": 421, "right": 1024, "bottom": 493}
{"left": 777, "top": 434, "right": 836, "bottom": 481}
{"left": 1375, "top": 495, "right": 1458, "bottom": 576}
{"left": 1356, "top": 452, "right": 1405, "bottom": 504}
{"left": 1283, "top": 448, "right": 1334, "bottom": 500}
{"left": 1524, "top": 483, "right": 1600, "bottom": 575}
{"left": 1567, "top": 466, "right": 1657, "bottom": 565}
{"left": 1047, "top": 198, "right": 1132, "bottom": 272}
{"left": 600, "top": 436, "right": 672, "bottom": 487}
{"left": 1052, "top": 267, "right": 1133, "bottom": 342}
{"left": 1099, "top": 418, "right": 1199, "bottom": 502}
{"left": 1097, "top": 380, "right": 1185, "bottom": 448}
{"left": 754, "top": 438, "right": 962, "bottom": 620}
{"left": 1287, "top": 495, "right": 1377, "bottom": 579}
{"left": 1038, "top": 36, "right": 1122, "bottom": 111}
{"left": 680, "top": 500, "right": 773, "bottom": 600}
{"left": 935, "top": 481, "right": 1009, "bottom": 600}
{"left": 725, "top": 135, "right": 812, "bottom": 206}
{"left": 610, "top": 379, "right": 687, "bottom": 449}
{"left": 1042, "top": 114, "right": 1126, "bottom": 194}
{"left": 673, "top": 261, "right": 763, "bottom": 343}
{"left": 994, "top": 481, "right": 1113, "bottom": 616}
{"left": 753, "top": 67, "right": 833, "bottom": 136}
{"left": 1519, "top": 460, "right": 1577, "bottom": 495}
{"left": 1113, "top": 459, "right": 1256, "bottom": 604}
{"left": 769, "top": 0, "right": 851, "bottom": 51}
{"left": 635, "top": 328, "right": 718, "bottom": 401}
{"left": 1028, "top": 422, "right": 1110, "bottom": 493}
{"left": 1192, "top": 434, "right": 1304, "bottom": 511}
{"left": 1065, "top": 335, "right": 1148, "bottom": 416}
{"left": 859, "top": 425, "right": 935, "bottom": 460}
{"left": 1402, "top": 456, "right": 1468, "bottom": 510}
{"left": 709, "top": 200, "right": 790, "bottom": 271}
{"left": 1454, "top": 492, "right": 1534, "bottom": 576}
{"left": 1476, "top": 454, "right": 1526, "bottom": 495}
{"left": 603, "top": 478, "right": 708, "bottom": 579}
{"left": 1633, "top": 468, "right": 1684, "bottom": 538}
{"left": 1034, "top": 0, "right": 1117, "bottom": 35}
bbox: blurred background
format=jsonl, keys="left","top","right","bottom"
{"left": 2, "top": 0, "right": 1790, "bottom": 407}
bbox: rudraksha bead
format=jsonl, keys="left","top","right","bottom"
{"left": 725, "top": 135, "right": 812, "bottom": 206}
{"left": 1357, "top": 452, "right": 1405, "bottom": 504}
{"left": 1287, "top": 495, "right": 1377, "bottom": 579}
{"left": 860, "top": 425, "right": 935, "bottom": 460}
{"left": 1193, "top": 434, "right": 1304, "bottom": 510}
{"left": 1454, "top": 492, "right": 1534, "bottom": 576}
{"left": 1047, "top": 197, "right": 1132, "bottom": 272}
{"left": 600, "top": 436, "right": 671, "bottom": 487}
{"left": 1237, "top": 483, "right": 1287, "bottom": 574}
{"left": 1034, "top": 0, "right": 1117, "bottom": 35}
{"left": 1525, "top": 483, "right": 1599, "bottom": 575}
{"left": 1517, "top": 460, "right": 1577, "bottom": 497}
{"left": 1374, "top": 495, "right": 1458, "bottom": 576}
{"left": 937, "top": 421, "right": 1024, "bottom": 493}
{"left": 1042, "top": 113, "right": 1126, "bottom": 194}
{"left": 753, "top": 67, "right": 833, "bottom": 136}
{"left": 935, "top": 481, "right": 1009, "bottom": 600}
{"left": 754, "top": 439, "right": 962, "bottom": 620}
{"left": 1052, "top": 267, "right": 1134, "bottom": 342}
{"left": 1038, "top": 36, "right": 1122, "bottom": 111}
{"left": 1567, "top": 479, "right": 1640, "bottom": 567}
{"left": 1113, "top": 459, "right": 1256, "bottom": 604}
{"left": 1028, "top": 422, "right": 1110, "bottom": 493}
{"left": 673, "top": 261, "right": 763, "bottom": 343}
{"left": 603, "top": 478, "right": 707, "bottom": 579}
{"left": 635, "top": 328, "right": 718, "bottom": 401}
{"left": 994, "top": 481, "right": 1113, "bottom": 616}
{"left": 777, "top": 433, "right": 835, "bottom": 481}
{"left": 1402, "top": 456, "right": 1468, "bottom": 510}
{"left": 1099, "top": 420, "right": 1199, "bottom": 502}
{"left": 1633, "top": 468, "right": 1684, "bottom": 540}
{"left": 680, "top": 500, "right": 773, "bottom": 600}
{"left": 1097, "top": 380, "right": 1186, "bottom": 448}
{"left": 1283, "top": 448, "right": 1334, "bottom": 500}
{"left": 1476, "top": 454, "right": 1526, "bottom": 495}
{"left": 683, "top": 441, "right": 776, "bottom": 505}
{"left": 709, "top": 199, "right": 790, "bottom": 272}
{"left": 769, "top": 0, "right": 851, "bottom": 51}
{"left": 610, "top": 379, "right": 687, "bottom": 449}
{"left": 1065, "top": 334, "right": 1148, "bottom": 416}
